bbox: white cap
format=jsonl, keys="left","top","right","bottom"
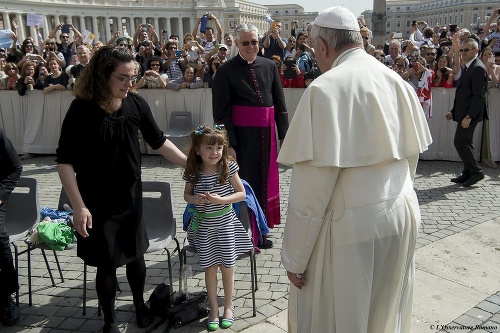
{"left": 218, "top": 44, "right": 228, "bottom": 50}
{"left": 314, "top": 6, "right": 360, "bottom": 32}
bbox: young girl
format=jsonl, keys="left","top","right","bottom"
{"left": 183, "top": 124, "right": 252, "bottom": 331}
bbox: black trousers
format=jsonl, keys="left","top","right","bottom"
{"left": 0, "top": 206, "right": 18, "bottom": 297}
{"left": 454, "top": 122, "right": 482, "bottom": 175}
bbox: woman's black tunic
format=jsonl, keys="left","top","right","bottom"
{"left": 56, "top": 93, "right": 166, "bottom": 267}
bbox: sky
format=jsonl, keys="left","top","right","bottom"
{"left": 263, "top": 1, "right": 373, "bottom": 18}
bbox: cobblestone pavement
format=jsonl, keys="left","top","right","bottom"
{"left": 3, "top": 156, "right": 500, "bottom": 333}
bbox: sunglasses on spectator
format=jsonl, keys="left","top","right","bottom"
{"left": 426, "top": 52, "right": 436, "bottom": 56}
{"left": 362, "top": 36, "right": 370, "bottom": 40}
{"left": 61, "top": 35, "right": 69, "bottom": 38}
{"left": 240, "top": 40, "right": 258, "bottom": 46}
{"left": 459, "top": 48, "right": 474, "bottom": 52}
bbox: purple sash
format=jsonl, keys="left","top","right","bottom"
{"left": 232, "top": 105, "right": 280, "bottom": 228}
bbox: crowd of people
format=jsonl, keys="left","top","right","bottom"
{"left": 1, "top": 11, "right": 500, "bottom": 99}
{"left": 0, "top": 12, "right": 323, "bottom": 94}
{"left": 365, "top": 11, "right": 500, "bottom": 118}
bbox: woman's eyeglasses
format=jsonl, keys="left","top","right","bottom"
{"left": 240, "top": 40, "right": 259, "bottom": 46}
{"left": 111, "top": 73, "right": 138, "bottom": 83}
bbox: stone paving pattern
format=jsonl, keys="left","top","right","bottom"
{"left": 2, "top": 156, "right": 500, "bottom": 333}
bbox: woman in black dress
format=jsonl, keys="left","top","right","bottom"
{"left": 56, "top": 47, "right": 186, "bottom": 333}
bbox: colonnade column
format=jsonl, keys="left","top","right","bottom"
{"left": 166, "top": 18, "right": 172, "bottom": 36}
{"left": 92, "top": 16, "right": 99, "bottom": 41}
{"left": 42, "top": 16, "right": 51, "bottom": 40}
{"left": 153, "top": 17, "right": 159, "bottom": 35}
{"left": 176, "top": 18, "right": 182, "bottom": 37}
{"left": 3, "top": 13, "right": 11, "bottom": 32}
{"left": 190, "top": 17, "right": 195, "bottom": 35}
{"left": 105, "top": 16, "right": 111, "bottom": 43}
{"left": 79, "top": 16, "right": 86, "bottom": 34}
{"left": 16, "top": 13, "right": 26, "bottom": 41}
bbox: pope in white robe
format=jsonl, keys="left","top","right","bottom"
{"left": 278, "top": 6, "right": 433, "bottom": 333}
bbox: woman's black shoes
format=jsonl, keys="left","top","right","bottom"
{"left": 0, "top": 295, "right": 20, "bottom": 326}
{"left": 135, "top": 302, "right": 153, "bottom": 328}
{"left": 102, "top": 322, "right": 120, "bottom": 333}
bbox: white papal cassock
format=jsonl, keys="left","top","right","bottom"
{"left": 278, "top": 48, "right": 433, "bottom": 333}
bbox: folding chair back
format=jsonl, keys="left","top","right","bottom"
{"left": 164, "top": 111, "right": 193, "bottom": 138}
{"left": 6, "top": 177, "right": 65, "bottom": 306}
{"left": 5, "top": 177, "right": 39, "bottom": 242}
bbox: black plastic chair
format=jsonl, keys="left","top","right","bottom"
{"left": 6, "top": 177, "right": 65, "bottom": 307}
{"left": 179, "top": 203, "right": 258, "bottom": 317}
{"left": 58, "top": 181, "right": 180, "bottom": 315}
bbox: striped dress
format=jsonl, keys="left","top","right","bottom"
{"left": 186, "top": 161, "right": 253, "bottom": 269}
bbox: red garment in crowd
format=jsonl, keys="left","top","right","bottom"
{"left": 279, "top": 70, "right": 306, "bottom": 88}
{"left": 431, "top": 75, "right": 454, "bottom": 88}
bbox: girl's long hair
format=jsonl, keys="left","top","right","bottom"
{"left": 183, "top": 125, "right": 232, "bottom": 185}
{"left": 73, "top": 46, "right": 135, "bottom": 113}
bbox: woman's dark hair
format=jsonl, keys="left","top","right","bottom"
{"left": 182, "top": 63, "right": 196, "bottom": 76}
{"left": 73, "top": 46, "right": 135, "bottom": 113}
{"left": 296, "top": 32, "right": 307, "bottom": 44}
{"left": 4, "top": 62, "right": 19, "bottom": 75}
{"left": 22, "top": 39, "right": 36, "bottom": 55}
{"left": 479, "top": 47, "right": 493, "bottom": 59}
{"left": 304, "top": 71, "right": 315, "bottom": 81}
{"left": 434, "top": 55, "right": 451, "bottom": 72}
{"left": 20, "top": 61, "right": 36, "bottom": 77}
{"left": 147, "top": 56, "right": 162, "bottom": 69}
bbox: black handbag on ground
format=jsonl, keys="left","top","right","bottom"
{"left": 148, "top": 283, "right": 173, "bottom": 317}
{"left": 146, "top": 286, "right": 208, "bottom": 333}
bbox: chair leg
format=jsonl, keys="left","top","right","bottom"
{"left": 83, "top": 263, "right": 87, "bottom": 315}
{"left": 40, "top": 249, "right": 57, "bottom": 287}
{"left": 250, "top": 250, "right": 256, "bottom": 317}
{"left": 27, "top": 245, "right": 32, "bottom": 306}
{"left": 165, "top": 248, "right": 173, "bottom": 287}
{"left": 52, "top": 250, "right": 65, "bottom": 282}
{"left": 179, "top": 248, "right": 187, "bottom": 294}
{"left": 253, "top": 252, "right": 258, "bottom": 292}
{"left": 11, "top": 243, "right": 19, "bottom": 307}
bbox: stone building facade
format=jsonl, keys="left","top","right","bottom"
{"left": 363, "top": 0, "right": 499, "bottom": 42}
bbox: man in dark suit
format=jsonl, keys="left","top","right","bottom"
{"left": 446, "top": 38, "right": 488, "bottom": 186}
